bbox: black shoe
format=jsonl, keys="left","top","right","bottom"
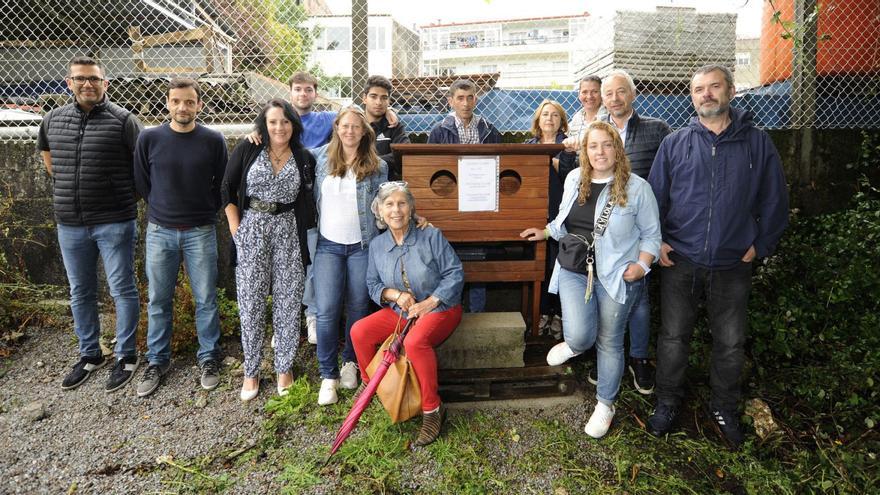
{"left": 647, "top": 403, "right": 678, "bottom": 436}
{"left": 61, "top": 355, "right": 108, "bottom": 390}
{"left": 712, "top": 409, "right": 745, "bottom": 449}
{"left": 587, "top": 366, "right": 598, "bottom": 386}
{"left": 106, "top": 355, "right": 141, "bottom": 392}
{"left": 628, "top": 357, "right": 655, "bottom": 395}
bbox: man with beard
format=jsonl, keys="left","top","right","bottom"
{"left": 133, "top": 78, "right": 227, "bottom": 397}
{"left": 646, "top": 65, "right": 789, "bottom": 448}
{"left": 39, "top": 56, "right": 143, "bottom": 393}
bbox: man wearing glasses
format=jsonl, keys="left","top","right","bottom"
{"left": 37, "top": 56, "right": 144, "bottom": 393}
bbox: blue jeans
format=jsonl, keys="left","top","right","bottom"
{"left": 468, "top": 284, "right": 487, "bottom": 312}
{"left": 314, "top": 234, "right": 370, "bottom": 379}
{"left": 655, "top": 253, "right": 752, "bottom": 411}
{"left": 301, "top": 227, "right": 318, "bottom": 318}
{"left": 57, "top": 220, "right": 139, "bottom": 359}
{"left": 627, "top": 275, "right": 651, "bottom": 358}
{"left": 145, "top": 223, "right": 221, "bottom": 366}
{"left": 558, "top": 268, "right": 643, "bottom": 405}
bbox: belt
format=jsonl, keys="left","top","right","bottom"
{"left": 247, "top": 197, "right": 295, "bottom": 215}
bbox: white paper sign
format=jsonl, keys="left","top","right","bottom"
{"left": 458, "top": 156, "right": 499, "bottom": 212}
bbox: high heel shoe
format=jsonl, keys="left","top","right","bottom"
{"left": 277, "top": 372, "right": 293, "bottom": 396}
{"left": 240, "top": 377, "right": 260, "bottom": 402}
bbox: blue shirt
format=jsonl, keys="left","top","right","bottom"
{"left": 366, "top": 224, "right": 464, "bottom": 315}
{"left": 300, "top": 111, "right": 335, "bottom": 148}
{"left": 311, "top": 144, "right": 387, "bottom": 248}
{"left": 547, "top": 171, "right": 662, "bottom": 304}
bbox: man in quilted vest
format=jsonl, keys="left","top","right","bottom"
{"left": 37, "top": 56, "right": 144, "bottom": 393}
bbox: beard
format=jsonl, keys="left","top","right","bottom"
{"left": 172, "top": 113, "right": 195, "bottom": 125}
{"left": 697, "top": 100, "right": 729, "bottom": 118}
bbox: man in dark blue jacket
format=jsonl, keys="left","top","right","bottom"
{"left": 646, "top": 65, "right": 789, "bottom": 448}
{"left": 39, "top": 56, "right": 143, "bottom": 393}
{"left": 428, "top": 79, "right": 501, "bottom": 312}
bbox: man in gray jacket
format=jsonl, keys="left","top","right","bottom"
{"left": 38, "top": 56, "right": 143, "bottom": 393}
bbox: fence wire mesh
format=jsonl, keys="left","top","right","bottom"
{"left": 1, "top": 0, "right": 877, "bottom": 141}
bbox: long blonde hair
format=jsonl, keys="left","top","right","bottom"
{"left": 326, "top": 106, "right": 380, "bottom": 181}
{"left": 577, "top": 121, "right": 630, "bottom": 207}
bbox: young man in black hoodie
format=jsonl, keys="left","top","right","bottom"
{"left": 361, "top": 75, "right": 411, "bottom": 181}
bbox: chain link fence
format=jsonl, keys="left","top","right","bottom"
{"left": 1, "top": 0, "right": 877, "bottom": 141}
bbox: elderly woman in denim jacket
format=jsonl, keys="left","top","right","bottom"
{"left": 351, "top": 182, "right": 464, "bottom": 447}
{"left": 521, "top": 121, "right": 661, "bottom": 438}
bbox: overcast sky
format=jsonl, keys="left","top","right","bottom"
{"left": 323, "top": 0, "right": 765, "bottom": 38}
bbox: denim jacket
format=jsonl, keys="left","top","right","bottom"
{"left": 312, "top": 144, "right": 388, "bottom": 248}
{"left": 547, "top": 170, "right": 662, "bottom": 304}
{"left": 366, "top": 224, "right": 464, "bottom": 315}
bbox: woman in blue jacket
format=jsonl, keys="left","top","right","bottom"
{"left": 521, "top": 121, "right": 661, "bottom": 438}
{"left": 311, "top": 106, "right": 387, "bottom": 406}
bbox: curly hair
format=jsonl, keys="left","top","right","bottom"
{"left": 577, "top": 121, "right": 630, "bottom": 207}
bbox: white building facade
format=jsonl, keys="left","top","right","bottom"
{"left": 419, "top": 13, "right": 591, "bottom": 89}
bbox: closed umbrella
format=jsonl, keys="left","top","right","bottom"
{"left": 325, "top": 317, "right": 416, "bottom": 463}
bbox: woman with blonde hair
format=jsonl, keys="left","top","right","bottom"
{"left": 521, "top": 120, "right": 661, "bottom": 438}
{"left": 525, "top": 99, "right": 577, "bottom": 337}
{"left": 311, "top": 106, "right": 387, "bottom": 406}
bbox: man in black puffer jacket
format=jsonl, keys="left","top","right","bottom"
{"left": 37, "top": 56, "right": 144, "bottom": 394}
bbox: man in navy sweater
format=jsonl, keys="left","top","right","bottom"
{"left": 133, "top": 78, "right": 228, "bottom": 397}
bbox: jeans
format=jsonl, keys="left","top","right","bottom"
{"left": 145, "top": 223, "right": 221, "bottom": 366}
{"left": 301, "top": 228, "right": 318, "bottom": 318}
{"left": 654, "top": 253, "right": 752, "bottom": 411}
{"left": 314, "top": 234, "right": 370, "bottom": 378}
{"left": 352, "top": 306, "right": 462, "bottom": 411}
{"left": 558, "top": 268, "right": 643, "bottom": 405}
{"left": 57, "top": 220, "right": 139, "bottom": 359}
{"left": 468, "top": 284, "right": 487, "bottom": 313}
{"left": 627, "top": 275, "right": 651, "bottom": 358}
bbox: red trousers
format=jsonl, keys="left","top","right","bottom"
{"left": 351, "top": 305, "right": 462, "bottom": 411}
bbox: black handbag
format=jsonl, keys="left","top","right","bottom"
{"left": 556, "top": 195, "right": 616, "bottom": 301}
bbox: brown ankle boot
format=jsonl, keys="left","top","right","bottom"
{"left": 412, "top": 405, "right": 446, "bottom": 448}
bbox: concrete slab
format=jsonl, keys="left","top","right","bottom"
{"left": 436, "top": 312, "right": 526, "bottom": 369}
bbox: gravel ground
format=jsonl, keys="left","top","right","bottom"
{"left": 0, "top": 323, "right": 599, "bottom": 494}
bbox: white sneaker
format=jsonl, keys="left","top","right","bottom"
{"left": 339, "top": 361, "right": 359, "bottom": 390}
{"left": 317, "top": 378, "right": 339, "bottom": 406}
{"left": 270, "top": 333, "right": 276, "bottom": 349}
{"left": 546, "top": 342, "right": 582, "bottom": 366}
{"left": 306, "top": 314, "right": 317, "bottom": 345}
{"left": 584, "top": 402, "right": 616, "bottom": 438}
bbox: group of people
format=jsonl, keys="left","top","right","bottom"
{"left": 39, "top": 55, "right": 788, "bottom": 449}
{"left": 520, "top": 67, "right": 788, "bottom": 446}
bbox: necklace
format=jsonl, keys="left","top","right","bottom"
{"left": 268, "top": 147, "right": 290, "bottom": 171}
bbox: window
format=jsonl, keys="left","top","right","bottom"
{"left": 736, "top": 52, "right": 751, "bottom": 66}
{"left": 480, "top": 65, "right": 497, "bottom": 73}
{"left": 368, "top": 26, "right": 387, "bottom": 50}
{"left": 317, "top": 27, "right": 350, "bottom": 51}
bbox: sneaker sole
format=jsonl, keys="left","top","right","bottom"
{"left": 106, "top": 357, "right": 141, "bottom": 393}
{"left": 201, "top": 378, "right": 220, "bottom": 391}
{"left": 61, "top": 358, "right": 109, "bottom": 390}
{"left": 628, "top": 365, "right": 655, "bottom": 395}
{"left": 587, "top": 374, "right": 598, "bottom": 386}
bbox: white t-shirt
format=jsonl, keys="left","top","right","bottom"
{"left": 319, "top": 168, "right": 362, "bottom": 244}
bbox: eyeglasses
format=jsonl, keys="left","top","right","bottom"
{"left": 379, "top": 180, "right": 408, "bottom": 189}
{"left": 69, "top": 76, "right": 104, "bottom": 85}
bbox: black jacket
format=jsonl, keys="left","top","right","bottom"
{"left": 37, "top": 98, "right": 142, "bottom": 226}
{"left": 370, "top": 116, "right": 410, "bottom": 181}
{"left": 221, "top": 140, "right": 317, "bottom": 267}
{"left": 602, "top": 112, "right": 671, "bottom": 179}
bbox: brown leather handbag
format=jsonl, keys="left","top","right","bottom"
{"left": 366, "top": 327, "right": 422, "bottom": 424}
